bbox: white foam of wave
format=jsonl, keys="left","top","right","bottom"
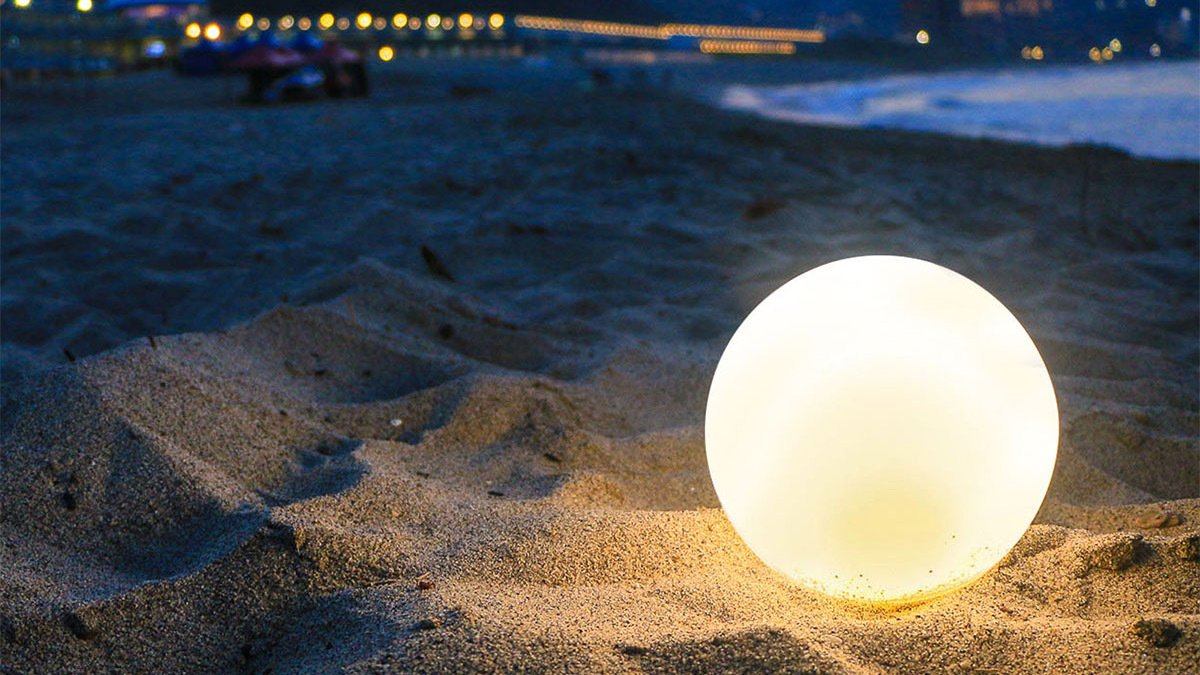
{"left": 720, "top": 62, "right": 1200, "bottom": 160}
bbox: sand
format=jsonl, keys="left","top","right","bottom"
{"left": 1, "top": 60, "right": 1197, "bottom": 673}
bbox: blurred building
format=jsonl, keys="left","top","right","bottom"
{"left": 0, "top": 0, "right": 205, "bottom": 78}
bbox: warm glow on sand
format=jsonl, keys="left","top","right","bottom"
{"left": 706, "top": 256, "right": 1058, "bottom": 604}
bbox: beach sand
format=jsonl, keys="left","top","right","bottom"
{"left": 1, "top": 61, "right": 1197, "bottom": 673}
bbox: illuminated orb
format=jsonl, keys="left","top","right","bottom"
{"left": 705, "top": 256, "right": 1058, "bottom": 605}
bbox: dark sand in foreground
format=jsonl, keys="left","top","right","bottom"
{"left": 1, "top": 61, "right": 1197, "bottom": 673}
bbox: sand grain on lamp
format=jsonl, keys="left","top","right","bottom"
{"left": 706, "top": 256, "right": 1058, "bottom": 604}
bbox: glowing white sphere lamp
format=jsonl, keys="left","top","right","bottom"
{"left": 706, "top": 256, "right": 1058, "bottom": 604}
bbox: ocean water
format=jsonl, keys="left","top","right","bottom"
{"left": 720, "top": 61, "right": 1200, "bottom": 160}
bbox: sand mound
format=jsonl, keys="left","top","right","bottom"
{"left": 2, "top": 68, "right": 1197, "bottom": 672}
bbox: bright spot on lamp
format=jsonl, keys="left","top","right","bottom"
{"left": 705, "top": 256, "right": 1058, "bottom": 604}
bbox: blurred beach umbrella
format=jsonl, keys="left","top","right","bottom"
{"left": 291, "top": 31, "right": 324, "bottom": 54}
{"left": 229, "top": 44, "right": 306, "bottom": 72}
{"left": 311, "top": 41, "right": 362, "bottom": 65}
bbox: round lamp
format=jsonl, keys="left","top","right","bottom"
{"left": 705, "top": 256, "right": 1058, "bottom": 604}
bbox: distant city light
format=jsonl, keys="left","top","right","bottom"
{"left": 1109, "top": 38, "right": 1122, "bottom": 52}
{"left": 1088, "top": 46, "right": 1102, "bottom": 61}
{"left": 1031, "top": 45, "right": 1044, "bottom": 60}
{"left": 279, "top": 15, "right": 294, "bottom": 30}
{"left": 144, "top": 39, "right": 166, "bottom": 57}
{"left": 393, "top": 13, "right": 408, "bottom": 28}
{"left": 185, "top": 22, "right": 201, "bottom": 38}
{"left": 408, "top": 16, "right": 421, "bottom": 29}
{"left": 489, "top": 13, "right": 505, "bottom": 29}
{"left": 14, "top": 0, "right": 30, "bottom": 8}
{"left": 1101, "top": 46, "right": 1114, "bottom": 60}
{"left": 1145, "top": 0, "right": 1156, "bottom": 6}
{"left": 76, "top": 0, "right": 92, "bottom": 12}
{"left": 1021, "top": 46, "right": 1031, "bottom": 59}
{"left": 356, "top": 12, "right": 372, "bottom": 29}
{"left": 336, "top": 17, "right": 350, "bottom": 30}
{"left": 237, "top": 13, "right": 253, "bottom": 30}
{"left": 373, "top": 16, "right": 386, "bottom": 29}
{"left": 378, "top": 45, "right": 394, "bottom": 61}
{"left": 298, "top": 17, "right": 311, "bottom": 30}
{"left": 204, "top": 23, "right": 221, "bottom": 40}
{"left": 458, "top": 13, "right": 473, "bottom": 29}
{"left": 256, "top": 17, "right": 269, "bottom": 30}
{"left": 1150, "top": 43, "right": 1162, "bottom": 57}
{"left": 319, "top": 13, "right": 334, "bottom": 29}
{"left": 427, "top": 14, "right": 442, "bottom": 29}
{"left": 1182, "top": 7, "right": 1192, "bottom": 21}
{"left": 915, "top": 29, "right": 930, "bottom": 45}
{"left": 699, "top": 39, "right": 797, "bottom": 55}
